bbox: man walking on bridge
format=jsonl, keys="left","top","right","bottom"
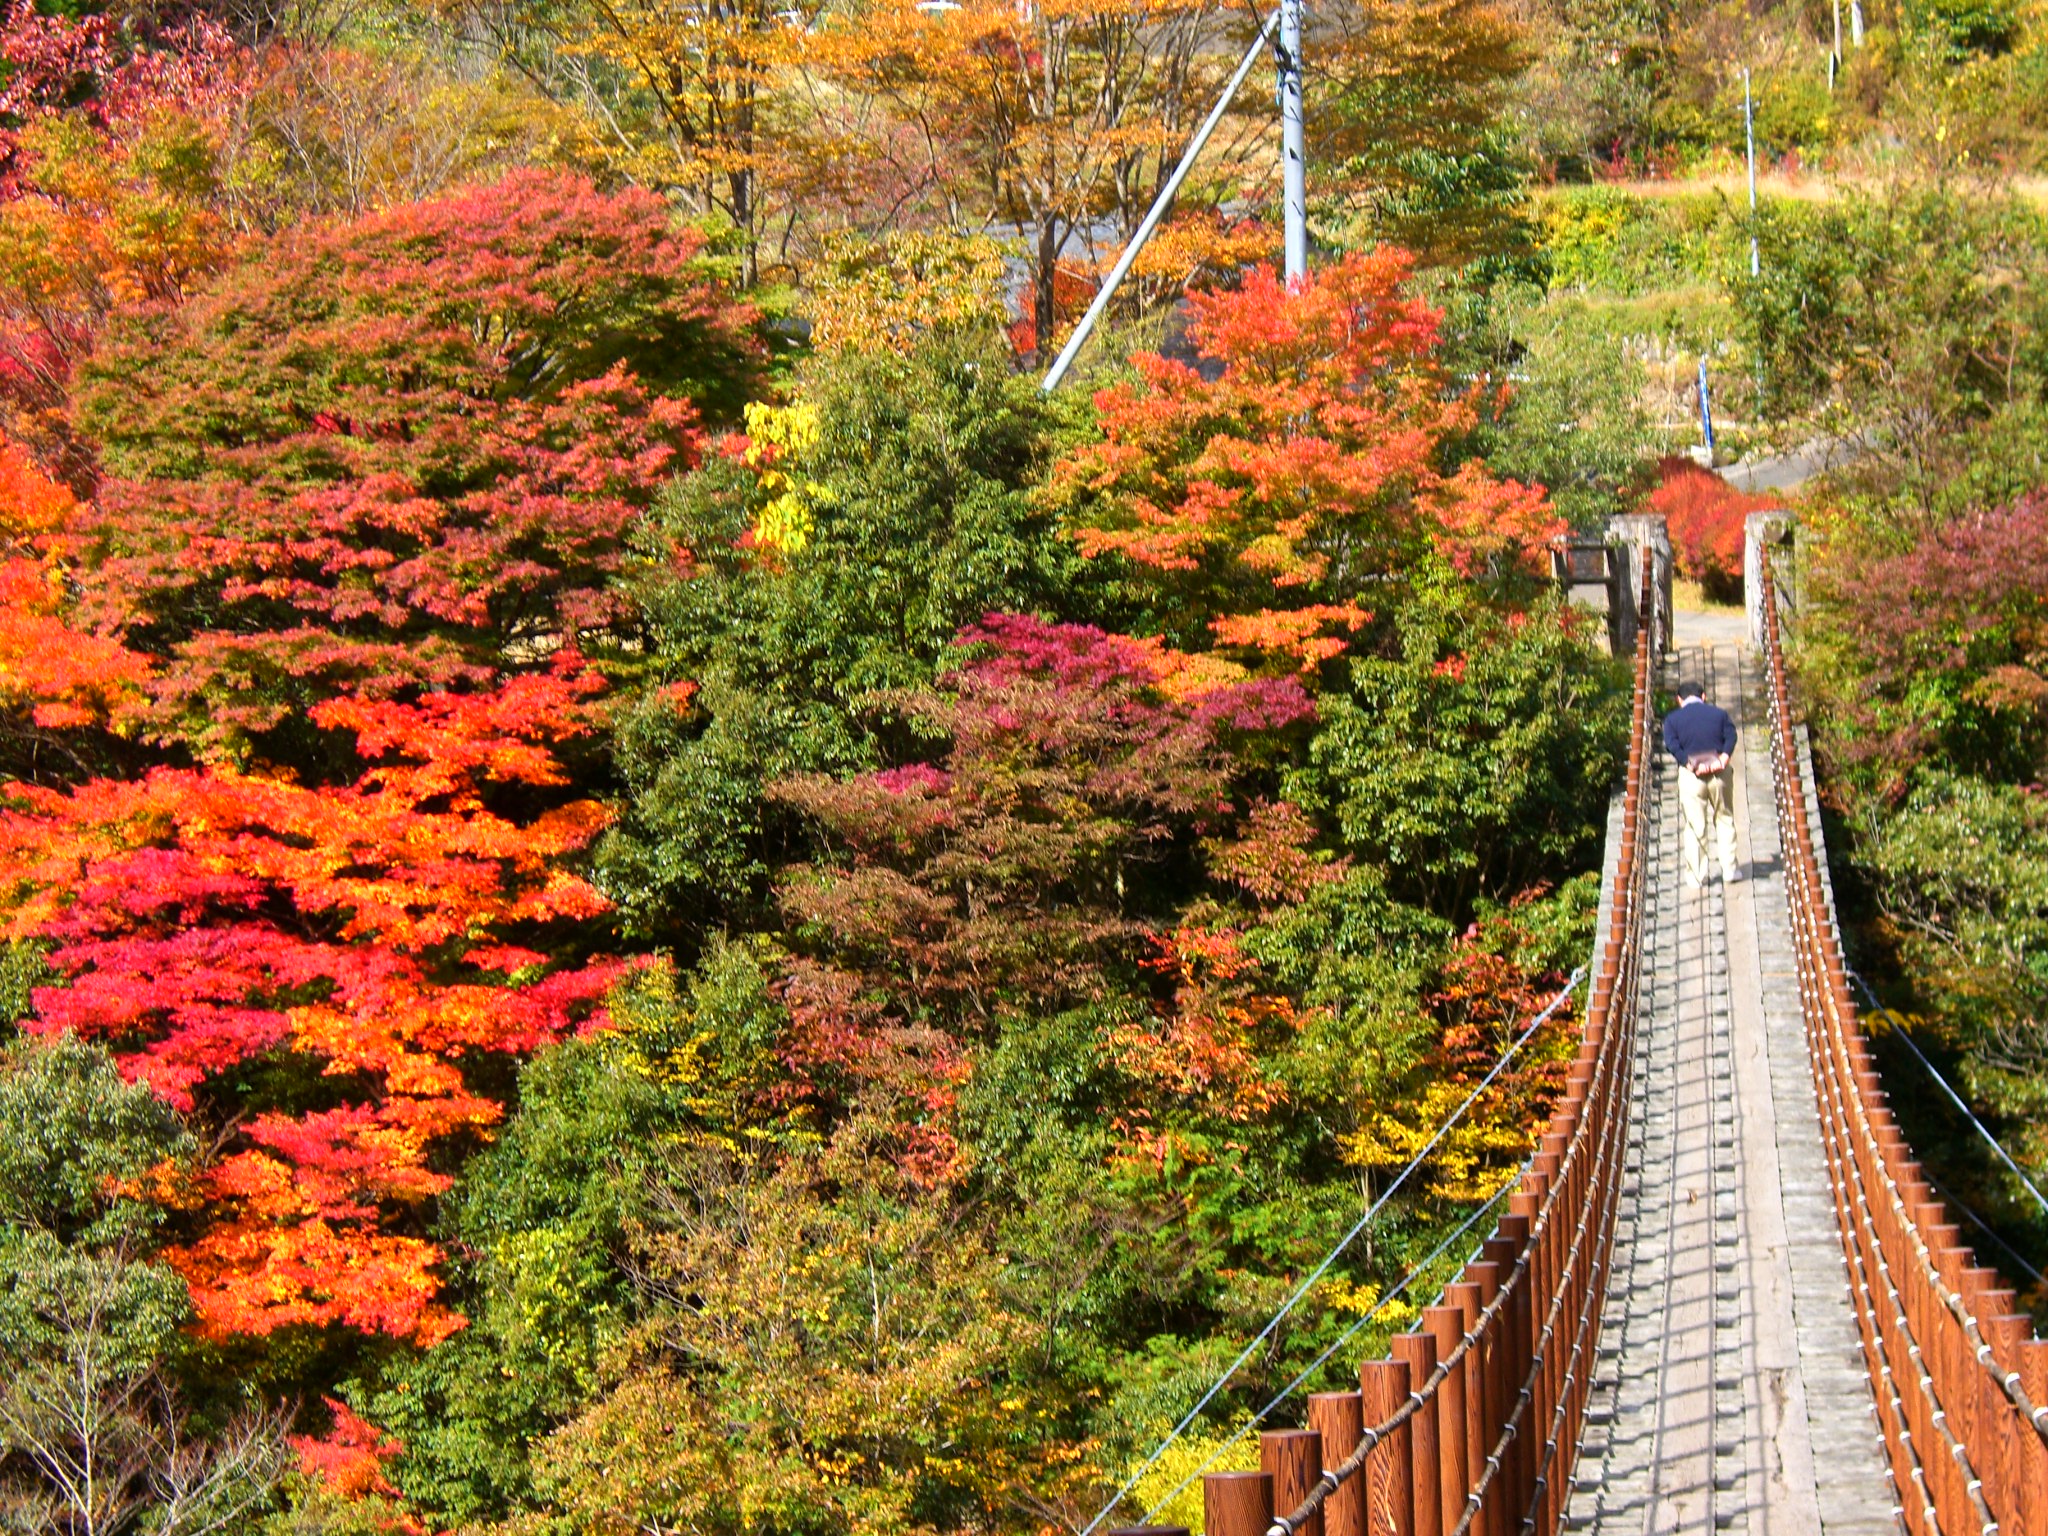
{"left": 1664, "top": 689, "right": 1742, "bottom": 890}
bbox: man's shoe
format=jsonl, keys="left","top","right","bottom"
{"left": 1725, "top": 867, "right": 1746, "bottom": 885}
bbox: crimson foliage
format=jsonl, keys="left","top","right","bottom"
{"left": 1647, "top": 458, "right": 1778, "bottom": 601}
{"left": 0, "top": 172, "right": 762, "bottom": 1347}
{"left": 0, "top": 661, "right": 623, "bottom": 1344}
{"left": 770, "top": 615, "right": 1314, "bottom": 1173}
{"left": 1802, "top": 495, "right": 2048, "bottom": 801}
{"left": 65, "top": 171, "right": 759, "bottom": 759}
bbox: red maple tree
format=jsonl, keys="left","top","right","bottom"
{"left": 1648, "top": 457, "right": 1778, "bottom": 601}
{"left": 0, "top": 661, "right": 621, "bottom": 1342}
{"left": 0, "top": 172, "right": 756, "bottom": 1344}
{"left": 0, "top": 6, "right": 248, "bottom": 471}
{"left": 65, "top": 169, "right": 757, "bottom": 758}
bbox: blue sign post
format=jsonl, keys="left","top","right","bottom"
{"left": 1698, "top": 358, "right": 1716, "bottom": 458}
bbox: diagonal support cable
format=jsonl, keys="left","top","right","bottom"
{"left": 1072, "top": 967, "right": 1586, "bottom": 1536}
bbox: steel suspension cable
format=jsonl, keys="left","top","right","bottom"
{"left": 1761, "top": 539, "right": 2048, "bottom": 1536}
{"left": 1132, "top": 1176, "right": 1522, "bottom": 1527}
{"left": 1917, "top": 1166, "right": 2047, "bottom": 1286}
{"left": 1074, "top": 967, "right": 1587, "bottom": 1536}
{"left": 1842, "top": 966, "right": 2048, "bottom": 1222}
{"left": 1762, "top": 560, "right": 2048, "bottom": 1450}
{"left": 1266, "top": 555, "right": 1658, "bottom": 1536}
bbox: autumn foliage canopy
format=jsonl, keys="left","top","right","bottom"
{"left": 0, "top": 169, "right": 755, "bottom": 1350}
{"left": 0, "top": 102, "right": 1621, "bottom": 1531}
{"left": 1063, "top": 251, "right": 1561, "bottom": 664}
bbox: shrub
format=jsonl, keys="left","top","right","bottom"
{"left": 1647, "top": 458, "right": 1779, "bottom": 600}
{"left": 1300, "top": 561, "right": 1631, "bottom": 916}
{"left": 1801, "top": 494, "right": 2048, "bottom": 800}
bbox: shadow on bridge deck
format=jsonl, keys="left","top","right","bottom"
{"left": 1562, "top": 620, "right": 1898, "bottom": 1536}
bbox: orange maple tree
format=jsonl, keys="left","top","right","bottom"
{"left": 1059, "top": 250, "right": 1562, "bottom": 661}
{"left": 0, "top": 436, "right": 150, "bottom": 731}
{"left": 0, "top": 662, "right": 621, "bottom": 1343}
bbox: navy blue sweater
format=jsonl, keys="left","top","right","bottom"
{"left": 1663, "top": 701, "right": 1737, "bottom": 767}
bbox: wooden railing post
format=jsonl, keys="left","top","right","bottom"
{"left": 1204, "top": 1471, "right": 1273, "bottom": 1536}
{"left": 1755, "top": 537, "right": 2048, "bottom": 1536}
{"left": 1262, "top": 1429, "right": 1325, "bottom": 1536}
{"left": 1360, "top": 1358, "right": 1414, "bottom": 1536}
{"left": 1422, "top": 1305, "right": 1469, "bottom": 1536}
{"left": 1204, "top": 569, "right": 1657, "bottom": 1536}
{"left": 1446, "top": 1279, "right": 1488, "bottom": 1534}
{"left": 1392, "top": 1333, "right": 1441, "bottom": 1536}
{"left": 1309, "top": 1391, "right": 1367, "bottom": 1536}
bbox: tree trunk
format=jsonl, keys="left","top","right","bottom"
{"left": 1035, "top": 216, "right": 1059, "bottom": 356}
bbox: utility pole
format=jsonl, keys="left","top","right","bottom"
{"left": 1744, "top": 68, "right": 1759, "bottom": 278}
{"left": 1830, "top": 0, "right": 1842, "bottom": 89}
{"left": 1278, "top": 0, "right": 1307, "bottom": 283}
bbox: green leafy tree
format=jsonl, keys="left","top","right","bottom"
{"left": 1314, "top": 0, "right": 1540, "bottom": 273}
{"left": 1451, "top": 284, "right": 1658, "bottom": 530}
{"left": 365, "top": 949, "right": 789, "bottom": 1526}
{"left": 599, "top": 329, "right": 1097, "bottom": 939}
{"left": 1740, "top": 186, "right": 2048, "bottom": 520}
{"left": 1296, "top": 563, "right": 1630, "bottom": 916}
{"left": 509, "top": 1128, "right": 1041, "bottom": 1536}
{"left": 0, "top": 1034, "right": 293, "bottom": 1532}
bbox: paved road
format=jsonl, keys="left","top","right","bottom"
{"left": 1563, "top": 633, "right": 1898, "bottom": 1535}
{"left": 1671, "top": 607, "right": 1746, "bottom": 650}
{"left": 1714, "top": 440, "right": 1854, "bottom": 496}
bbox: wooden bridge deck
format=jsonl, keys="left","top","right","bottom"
{"left": 1563, "top": 622, "right": 1899, "bottom": 1535}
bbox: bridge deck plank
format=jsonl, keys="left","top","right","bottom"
{"left": 1562, "top": 633, "right": 1896, "bottom": 1536}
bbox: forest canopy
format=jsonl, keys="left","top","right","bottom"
{"left": 0, "top": 0, "right": 2041, "bottom": 1528}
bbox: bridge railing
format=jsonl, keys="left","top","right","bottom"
{"left": 1758, "top": 542, "right": 2048, "bottom": 1536}
{"left": 1175, "top": 546, "right": 1659, "bottom": 1536}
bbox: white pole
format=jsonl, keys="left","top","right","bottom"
{"left": 1831, "top": 0, "right": 1842, "bottom": 87}
{"left": 1041, "top": 9, "right": 1282, "bottom": 391}
{"left": 1850, "top": 0, "right": 1864, "bottom": 45}
{"left": 1279, "top": 0, "right": 1307, "bottom": 282}
{"left": 1744, "top": 68, "right": 1759, "bottom": 278}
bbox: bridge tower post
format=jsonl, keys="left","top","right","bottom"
{"left": 1743, "top": 509, "right": 1793, "bottom": 650}
{"left": 1605, "top": 513, "right": 1671, "bottom": 657}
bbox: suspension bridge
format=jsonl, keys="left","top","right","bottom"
{"left": 1086, "top": 519, "right": 2048, "bottom": 1536}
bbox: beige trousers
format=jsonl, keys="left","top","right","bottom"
{"left": 1678, "top": 766, "right": 1740, "bottom": 885}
